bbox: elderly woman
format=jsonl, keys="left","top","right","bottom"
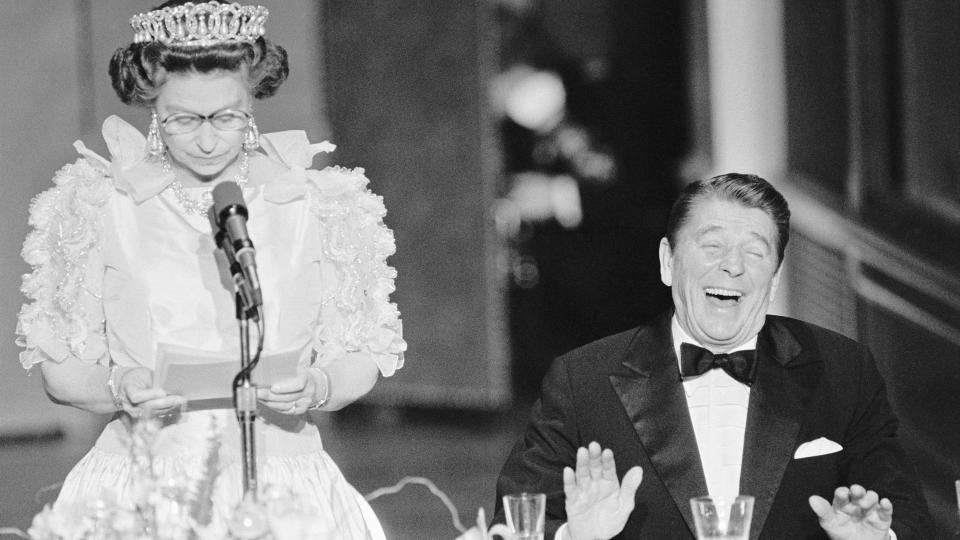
{"left": 16, "top": 1, "right": 404, "bottom": 537}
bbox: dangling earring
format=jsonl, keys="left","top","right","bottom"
{"left": 243, "top": 116, "right": 260, "bottom": 151}
{"left": 147, "top": 110, "right": 165, "bottom": 159}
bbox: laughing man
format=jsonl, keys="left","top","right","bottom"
{"left": 494, "top": 173, "right": 932, "bottom": 539}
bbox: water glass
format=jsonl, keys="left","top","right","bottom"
{"left": 955, "top": 479, "right": 959, "bottom": 512}
{"left": 690, "top": 495, "right": 754, "bottom": 540}
{"left": 953, "top": 480, "right": 960, "bottom": 537}
{"left": 502, "top": 492, "right": 546, "bottom": 540}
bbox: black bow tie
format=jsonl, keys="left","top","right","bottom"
{"left": 679, "top": 343, "right": 757, "bottom": 386}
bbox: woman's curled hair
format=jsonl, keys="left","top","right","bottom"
{"left": 109, "top": 34, "right": 289, "bottom": 106}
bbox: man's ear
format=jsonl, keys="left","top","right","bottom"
{"left": 769, "top": 262, "right": 784, "bottom": 302}
{"left": 658, "top": 237, "right": 673, "bottom": 287}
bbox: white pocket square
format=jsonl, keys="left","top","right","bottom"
{"left": 793, "top": 437, "right": 843, "bottom": 459}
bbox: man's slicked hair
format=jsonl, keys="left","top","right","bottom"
{"left": 665, "top": 173, "right": 791, "bottom": 266}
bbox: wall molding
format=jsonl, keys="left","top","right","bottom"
{"left": 780, "top": 180, "right": 960, "bottom": 343}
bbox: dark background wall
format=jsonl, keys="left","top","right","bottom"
{"left": 322, "top": 0, "right": 690, "bottom": 406}
{"left": 323, "top": 1, "right": 511, "bottom": 409}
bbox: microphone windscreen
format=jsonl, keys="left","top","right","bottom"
{"left": 212, "top": 181, "right": 244, "bottom": 211}
{"left": 212, "top": 181, "right": 248, "bottom": 223}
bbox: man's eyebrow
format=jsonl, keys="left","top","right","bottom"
{"left": 693, "top": 226, "right": 773, "bottom": 248}
{"left": 693, "top": 225, "right": 725, "bottom": 240}
{"left": 694, "top": 225, "right": 722, "bottom": 238}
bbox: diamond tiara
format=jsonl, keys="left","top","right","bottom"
{"left": 131, "top": 2, "right": 269, "bottom": 47}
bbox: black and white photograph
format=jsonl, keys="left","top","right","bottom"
{"left": 0, "top": 1, "right": 957, "bottom": 539}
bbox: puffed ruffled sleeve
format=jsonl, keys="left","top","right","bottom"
{"left": 16, "top": 143, "right": 114, "bottom": 370}
{"left": 305, "top": 166, "right": 406, "bottom": 377}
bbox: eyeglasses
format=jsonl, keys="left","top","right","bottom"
{"left": 160, "top": 109, "right": 251, "bottom": 135}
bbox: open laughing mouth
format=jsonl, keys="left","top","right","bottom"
{"left": 705, "top": 287, "right": 743, "bottom": 305}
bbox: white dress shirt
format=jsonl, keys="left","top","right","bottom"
{"left": 555, "top": 321, "right": 755, "bottom": 540}
{"left": 672, "top": 317, "right": 755, "bottom": 501}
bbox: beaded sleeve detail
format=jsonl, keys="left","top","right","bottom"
{"left": 305, "top": 166, "right": 406, "bottom": 377}
{"left": 17, "top": 119, "right": 407, "bottom": 379}
{"left": 16, "top": 150, "right": 113, "bottom": 369}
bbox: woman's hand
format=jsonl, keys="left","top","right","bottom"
{"left": 119, "top": 367, "right": 185, "bottom": 416}
{"left": 256, "top": 368, "right": 325, "bottom": 415}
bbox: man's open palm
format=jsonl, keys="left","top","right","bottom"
{"left": 809, "top": 484, "right": 893, "bottom": 540}
{"left": 564, "top": 442, "right": 643, "bottom": 540}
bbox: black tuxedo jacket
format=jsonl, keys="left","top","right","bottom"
{"left": 495, "top": 313, "right": 932, "bottom": 539}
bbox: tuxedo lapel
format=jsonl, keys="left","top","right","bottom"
{"left": 739, "top": 318, "right": 822, "bottom": 540}
{"left": 609, "top": 314, "right": 706, "bottom": 536}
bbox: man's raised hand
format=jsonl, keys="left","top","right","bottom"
{"left": 563, "top": 441, "right": 643, "bottom": 540}
{"left": 809, "top": 484, "right": 893, "bottom": 540}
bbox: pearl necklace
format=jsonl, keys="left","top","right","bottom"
{"left": 162, "top": 151, "right": 250, "bottom": 215}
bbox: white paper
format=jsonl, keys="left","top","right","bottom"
{"left": 154, "top": 343, "right": 301, "bottom": 401}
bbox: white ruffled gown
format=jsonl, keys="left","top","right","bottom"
{"left": 17, "top": 116, "right": 406, "bottom": 539}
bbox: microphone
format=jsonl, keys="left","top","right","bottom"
{"left": 212, "top": 182, "right": 262, "bottom": 309}
{"left": 207, "top": 205, "right": 258, "bottom": 313}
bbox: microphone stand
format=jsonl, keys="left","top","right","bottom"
{"left": 208, "top": 190, "right": 264, "bottom": 502}
{"left": 233, "top": 295, "right": 258, "bottom": 499}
